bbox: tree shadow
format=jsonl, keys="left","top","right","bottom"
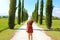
{"left": 0, "top": 27, "right": 8, "bottom": 32}
{"left": 39, "top": 28, "right": 60, "bottom": 32}
{"left": 12, "top": 28, "right": 60, "bottom": 32}
{"left": 13, "top": 28, "right": 26, "bottom": 30}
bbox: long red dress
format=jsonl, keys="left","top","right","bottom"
{"left": 27, "top": 22, "right": 33, "bottom": 33}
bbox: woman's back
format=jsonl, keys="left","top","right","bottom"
{"left": 27, "top": 19, "right": 34, "bottom": 33}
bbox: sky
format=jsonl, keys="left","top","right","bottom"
{"left": 0, "top": 0, "right": 60, "bottom": 17}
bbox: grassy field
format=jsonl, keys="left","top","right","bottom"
{"left": 0, "top": 18, "right": 8, "bottom": 31}
{"left": 38, "top": 20, "right": 60, "bottom": 40}
{"left": 1, "top": 18, "right": 60, "bottom": 40}
{"left": 0, "top": 18, "right": 22, "bottom": 40}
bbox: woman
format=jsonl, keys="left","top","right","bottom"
{"left": 26, "top": 19, "right": 34, "bottom": 40}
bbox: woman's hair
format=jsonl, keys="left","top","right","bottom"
{"left": 29, "top": 19, "right": 34, "bottom": 25}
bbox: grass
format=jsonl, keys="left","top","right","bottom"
{"left": 0, "top": 29, "right": 15, "bottom": 40}
{"left": 0, "top": 18, "right": 23, "bottom": 40}
{"left": 0, "top": 18, "right": 8, "bottom": 31}
{"left": 38, "top": 20, "right": 60, "bottom": 40}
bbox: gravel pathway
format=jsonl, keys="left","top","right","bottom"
{"left": 10, "top": 22, "right": 51, "bottom": 40}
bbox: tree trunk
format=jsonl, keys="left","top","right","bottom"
{"left": 8, "top": 0, "right": 16, "bottom": 29}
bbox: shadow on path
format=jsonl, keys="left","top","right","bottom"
{"left": 13, "top": 28, "right": 60, "bottom": 32}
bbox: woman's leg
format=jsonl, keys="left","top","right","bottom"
{"left": 30, "top": 33, "right": 33, "bottom": 40}
{"left": 28, "top": 33, "right": 30, "bottom": 40}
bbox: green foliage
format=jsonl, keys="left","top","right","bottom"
{"left": 32, "top": 10, "right": 36, "bottom": 21}
{"left": 8, "top": 0, "right": 16, "bottom": 29}
{"left": 36, "top": 0, "right": 39, "bottom": 23}
{"left": 32, "top": 0, "right": 39, "bottom": 23}
{"left": 23, "top": 8, "right": 28, "bottom": 21}
{"left": 21, "top": 0, "right": 28, "bottom": 22}
{"left": 52, "top": 16, "right": 60, "bottom": 20}
{"left": 22, "top": 0, "right": 24, "bottom": 22}
{"left": 0, "top": 16, "right": 1, "bottom": 18}
{"left": 0, "top": 16, "right": 8, "bottom": 18}
{"left": 40, "top": 0, "right": 44, "bottom": 24}
{"left": 38, "top": 15, "right": 45, "bottom": 20}
{"left": 45, "top": 0, "right": 53, "bottom": 29}
{"left": 38, "top": 15, "right": 60, "bottom": 20}
{"left": 18, "top": 0, "right": 21, "bottom": 24}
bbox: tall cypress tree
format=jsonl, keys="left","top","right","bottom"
{"left": 32, "top": 10, "right": 36, "bottom": 21}
{"left": 36, "top": 0, "right": 39, "bottom": 23}
{"left": 8, "top": 0, "right": 16, "bottom": 29}
{"left": 45, "top": 0, "right": 53, "bottom": 29}
{"left": 18, "top": 0, "right": 21, "bottom": 24}
{"left": 22, "top": 0, "right": 24, "bottom": 22}
{"left": 32, "top": 0, "right": 39, "bottom": 22}
{"left": 40, "top": 0, "right": 43, "bottom": 24}
{"left": 23, "top": 8, "right": 28, "bottom": 21}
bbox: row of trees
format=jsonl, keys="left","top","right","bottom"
{"left": 32, "top": 0, "right": 53, "bottom": 29}
{"left": 8, "top": 0, "right": 28, "bottom": 29}
{"left": 38, "top": 15, "right": 60, "bottom": 20}
{"left": 0, "top": 16, "right": 8, "bottom": 18}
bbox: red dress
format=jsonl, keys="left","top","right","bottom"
{"left": 27, "top": 22, "right": 33, "bottom": 33}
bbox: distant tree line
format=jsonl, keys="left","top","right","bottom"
{"left": 38, "top": 15, "right": 60, "bottom": 20}
{"left": 52, "top": 16, "right": 60, "bottom": 20}
{"left": 0, "top": 16, "right": 8, "bottom": 18}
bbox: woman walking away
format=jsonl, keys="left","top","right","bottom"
{"left": 26, "top": 19, "right": 34, "bottom": 40}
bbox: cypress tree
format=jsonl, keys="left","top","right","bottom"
{"left": 36, "top": 0, "right": 39, "bottom": 23}
{"left": 32, "top": 3, "right": 36, "bottom": 21}
{"left": 18, "top": 0, "right": 21, "bottom": 24}
{"left": 45, "top": 0, "right": 53, "bottom": 29}
{"left": 23, "top": 8, "right": 28, "bottom": 21}
{"left": 40, "top": 0, "right": 43, "bottom": 24}
{"left": 22, "top": 0, "right": 24, "bottom": 22}
{"left": 8, "top": 0, "right": 16, "bottom": 29}
{"left": 32, "top": 0, "right": 39, "bottom": 22}
{"left": 32, "top": 10, "right": 36, "bottom": 21}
